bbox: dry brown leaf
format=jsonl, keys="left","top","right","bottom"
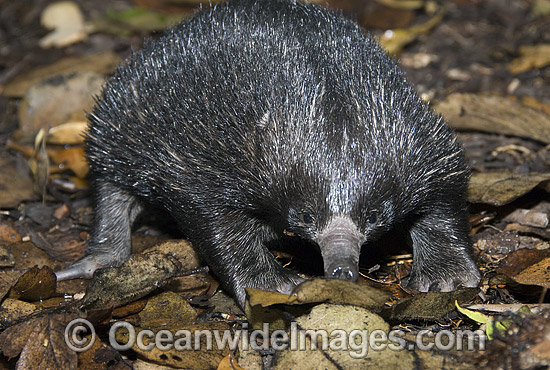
{"left": 111, "top": 292, "right": 231, "bottom": 369}
{"left": 0, "top": 246, "right": 15, "bottom": 268}
{"left": 0, "top": 153, "right": 36, "bottom": 208}
{"left": 0, "top": 271, "right": 26, "bottom": 303}
{"left": 508, "top": 44, "right": 550, "bottom": 74}
{"left": 294, "top": 278, "right": 391, "bottom": 311}
{"left": 39, "top": 1, "right": 87, "bottom": 48}
{"left": 75, "top": 335, "right": 128, "bottom": 370}
{"left": 9, "top": 241, "right": 56, "bottom": 271}
{"left": 28, "top": 128, "right": 50, "bottom": 199}
{"left": 0, "top": 52, "right": 120, "bottom": 97}
{"left": 513, "top": 257, "right": 550, "bottom": 288}
{"left": 379, "top": 11, "right": 444, "bottom": 55}
{"left": 435, "top": 93, "right": 550, "bottom": 144}
{"left": 17, "top": 72, "right": 103, "bottom": 136}
{"left": 0, "top": 313, "right": 79, "bottom": 370}
{"left": 48, "top": 146, "right": 89, "bottom": 178}
{"left": 468, "top": 172, "right": 550, "bottom": 206}
{"left": 375, "top": 0, "right": 427, "bottom": 9}
{"left": 8, "top": 266, "right": 57, "bottom": 302}
{"left": 247, "top": 278, "right": 391, "bottom": 312}
{"left": 138, "top": 291, "right": 197, "bottom": 330}
{"left": 0, "top": 224, "right": 22, "bottom": 244}
{"left": 217, "top": 353, "right": 246, "bottom": 370}
{"left": 272, "top": 304, "right": 397, "bottom": 370}
{"left": 112, "top": 298, "right": 148, "bottom": 318}
{"left": 495, "top": 249, "right": 550, "bottom": 278}
{"left": 48, "top": 121, "right": 87, "bottom": 145}
{"left": 503, "top": 209, "right": 549, "bottom": 228}
{"left": 79, "top": 241, "right": 202, "bottom": 310}
{"left": 127, "top": 322, "right": 231, "bottom": 369}
{"left": 388, "top": 288, "right": 480, "bottom": 321}
{"left": 246, "top": 289, "right": 298, "bottom": 307}
{"left": 0, "top": 299, "right": 38, "bottom": 326}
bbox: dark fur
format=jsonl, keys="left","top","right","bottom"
{"left": 57, "top": 0, "right": 480, "bottom": 307}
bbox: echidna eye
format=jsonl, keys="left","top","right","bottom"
{"left": 368, "top": 212, "right": 378, "bottom": 225}
{"left": 302, "top": 213, "right": 314, "bottom": 224}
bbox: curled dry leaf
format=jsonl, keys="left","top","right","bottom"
{"left": 435, "top": 93, "right": 550, "bottom": 144}
{"left": 0, "top": 245, "right": 15, "bottom": 268}
{"left": 0, "top": 52, "right": 121, "bottom": 98}
{"left": 39, "top": 1, "right": 87, "bottom": 48}
{"left": 504, "top": 209, "right": 549, "bottom": 228}
{"left": 0, "top": 313, "right": 79, "bottom": 370}
{"left": 0, "top": 153, "right": 36, "bottom": 208}
{"left": 17, "top": 72, "right": 103, "bottom": 136}
{"left": 388, "top": 288, "right": 480, "bottom": 321}
{"left": 48, "top": 121, "right": 87, "bottom": 145}
{"left": 508, "top": 44, "right": 550, "bottom": 75}
{"left": 379, "top": 11, "right": 444, "bottom": 55}
{"left": 468, "top": 172, "right": 550, "bottom": 206}
{"left": 79, "top": 240, "right": 202, "bottom": 310}
{"left": 513, "top": 257, "right": 550, "bottom": 289}
{"left": 29, "top": 128, "right": 50, "bottom": 199}
{"left": 48, "top": 146, "right": 89, "bottom": 179}
{"left": 110, "top": 292, "right": 231, "bottom": 369}
{"left": 217, "top": 353, "right": 247, "bottom": 370}
{"left": 8, "top": 266, "right": 57, "bottom": 302}
{"left": 247, "top": 278, "right": 391, "bottom": 312}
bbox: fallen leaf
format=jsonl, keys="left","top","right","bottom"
{"left": 217, "top": 353, "right": 246, "bottom": 370}
{"left": 0, "top": 271, "right": 26, "bottom": 303}
{"left": 48, "top": 146, "right": 89, "bottom": 178}
{"left": 388, "top": 288, "right": 479, "bottom": 321}
{"left": 503, "top": 209, "right": 549, "bottom": 228}
{"left": 513, "top": 257, "right": 550, "bottom": 289}
{"left": 0, "top": 224, "right": 22, "bottom": 244}
{"left": 39, "top": 1, "right": 87, "bottom": 48}
{"left": 0, "top": 313, "right": 79, "bottom": 370}
{"left": 47, "top": 121, "right": 87, "bottom": 145}
{"left": 508, "top": 44, "right": 550, "bottom": 74}
{"left": 270, "top": 303, "right": 470, "bottom": 370}
{"left": 374, "top": 0, "right": 426, "bottom": 9}
{"left": 246, "top": 278, "right": 391, "bottom": 312}
{"left": 79, "top": 241, "right": 202, "bottom": 310}
{"left": 435, "top": 93, "right": 550, "bottom": 144}
{"left": 110, "top": 292, "right": 231, "bottom": 369}
{"left": 9, "top": 241, "right": 57, "bottom": 271}
{"left": 138, "top": 291, "right": 196, "bottom": 330}
{"left": 17, "top": 72, "right": 103, "bottom": 136}
{"left": 379, "top": 11, "right": 444, "bottom": 55}
{"left": 0, "top": 246, "right": 15, "bottom": 268}
{"left": 0, "top": 52, "right": 120, "bottom": 97}
{"left": 0, "top": 299, "right": 38, "bottom": 327}
{"left": 0, "top": 153, "right": 37, "bottom": 208}
{"left": 28, "top": 128, "right": 50, "bottom": 199}
{"left": 495, "top": 249, "right": 550, "bottom": 277}
{"left": 8, "top": 266, "right": 57, "bottom": 302}
{"left": 468, "top": 172, "right": 550, "bottom": 206}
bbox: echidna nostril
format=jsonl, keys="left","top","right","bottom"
{"left": 328, "top": 263, "right": 358, "bottom": 282}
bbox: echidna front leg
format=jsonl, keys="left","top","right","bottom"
{"left": 405, "top": 208, "right": 480, "bottom": 292}
{"left": 192, "top": 214, "right": 304, "bottom": 309}
{"left": 56, "top": 182, "right": 143, "bottom": 280}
